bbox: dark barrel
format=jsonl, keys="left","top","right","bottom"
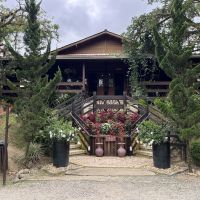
{"left": 53, "top": 140, "right": 70, "bottom": 167}
{"left": 153, "top": 142, "right": 170, "bottom": 169}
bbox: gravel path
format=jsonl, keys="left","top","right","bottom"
{"left": 0, "top": 175, "right": 200, "bottom": 200}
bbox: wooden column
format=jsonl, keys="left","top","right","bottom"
{"left": 82, "top": 63, "right": 86, "bottom": 91}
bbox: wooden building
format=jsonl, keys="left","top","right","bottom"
{"left": 51, "top": 29, "right": 171, "bottom": 97}
{"left": 50, "top": 30, "right": 129, "bottom": 96}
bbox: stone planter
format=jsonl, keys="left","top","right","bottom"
{"left": 53, "top": 140, "right": 70, "bottom": 168}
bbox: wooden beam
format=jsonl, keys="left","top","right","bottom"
{"left": 57, "top": 82, "right": 83, "bottom": 86}
{"left": 141, "top": 81, "right": 170, "bottom": 86}
{"left": 57, "top": 89, "right": 82, "bottom": 94}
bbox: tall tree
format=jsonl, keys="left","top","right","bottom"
{"left": 0, "top": 0, "right": 21, "bottom": 102}
{"left": 7, "top": 0, "right": 61, "bottom": 155}
{"left": 123, "top": 0, "right": 200, "bottom": 97}
{"left": 153, "top": 0, "right": 200, "bottom": 172}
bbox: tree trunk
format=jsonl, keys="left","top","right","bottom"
{"left": 186, "top": 141, "right": 193, "bottom": 173}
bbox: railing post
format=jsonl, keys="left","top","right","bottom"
{"left": 93, "top": 91, "right": 97, "bottom": 113}
{"left": 123, "top": 91, "right": 127, "bottom": 111}
{"left": 126, "top": 136, "right": 132, "bottom": 156}
{"left": 89, "top": 136, "right": 93, "bottom": 155}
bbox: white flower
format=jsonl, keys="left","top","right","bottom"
{"left": 49, "top": 131, "right": 53, "bottom": 138}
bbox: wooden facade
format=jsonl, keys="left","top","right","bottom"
{"left": 50, "top": 30, "right": 130, "bottom": 96}
{"left": 1, "top": 30, "right": 173, "bottom": 97}
{"left": 51, "top": 30, "right": 172, "bottom": 97}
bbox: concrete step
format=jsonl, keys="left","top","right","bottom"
{"left": 69, "top": 149, "right": 87, "bottom": 156}
{"left": 136, "top": 150, "right": 152, "bottom": 157}
{"left": 140, "top": 144, "right": 152, "bottom": 151}
{"left": 70, "top": 144, "right": 82, "bottom": 150}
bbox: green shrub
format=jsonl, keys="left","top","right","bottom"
{"left": 23, "top": 143, "right": 44, "bottom": 167}
{"left": 191, "top": 141, "right": 200, "bottom": 166}
{"left": 138, "top": 120, "right": 167, "bottom": 145}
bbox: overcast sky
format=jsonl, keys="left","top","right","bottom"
{"left": 5, "top": 0, "right": 158, "bottom": 49}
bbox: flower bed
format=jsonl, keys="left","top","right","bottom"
{"left": 80, "top": 110, "right": 139, "bottom": 137}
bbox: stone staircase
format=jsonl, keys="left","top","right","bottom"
{"left": 136, "top": 144, "right": 152, "bottom": 157}
{"left": 69, "top": 143, "right": 87, "bottom": 156}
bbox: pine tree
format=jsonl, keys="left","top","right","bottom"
{"left": 153, "top": 0, "right": 200, "bottom": 172}
{"left": 7, "top": 0, "right": 61, "bottom": 155}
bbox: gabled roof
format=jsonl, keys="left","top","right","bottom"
{"left": 55, "top": 29, "right": 123, "bottom": 54}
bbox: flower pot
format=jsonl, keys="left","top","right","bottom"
{"left": 152, "top": 142, "right": 170, "bottom": 169}
{"left": 53, "top": 140, "right": 70, "bottom": 167}
{"left": 95, "top": 143, "right": 103, "bottom": 157}
{"left": 117, "top": 143, "right": 126, "bottom": 157}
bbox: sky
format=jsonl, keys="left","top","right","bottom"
{"left": 5, "top": 0, "right": 158, "bottom": 49}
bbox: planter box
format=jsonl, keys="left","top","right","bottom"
{"left": 53, "top": 140, "right": 70, "bottom": 168}
{"left": 153, "top": 142, "right": 170, "bottom": 169}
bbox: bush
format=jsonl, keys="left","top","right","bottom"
{"left": 191, "top": 141, "right": 200, "bottom": 166}
{"left": 138, "top": 120, "right": 167, "bottom": 145}
{"left": 22, "top": 143, "right": 44, "bottom": 167}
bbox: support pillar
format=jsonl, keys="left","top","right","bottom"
{"left": 82, "top": 63, "right": 86, "bottom": 91}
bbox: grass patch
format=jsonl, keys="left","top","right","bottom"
{"left": 0, "top": 113, "right": 25, "bottom": 147}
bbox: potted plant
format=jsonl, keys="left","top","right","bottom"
{"left": 138, "top": 120, "right": 170, "bottom": 169}
{"left": 48, "top": 117, "right": 75, "bottom": 167}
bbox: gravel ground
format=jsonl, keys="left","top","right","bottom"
{"left": 0, "top": 175, "right": 200, "bottom": 200}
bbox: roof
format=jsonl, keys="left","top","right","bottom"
{"left": 54, "top": 29, "right": 123, "bottom": 54}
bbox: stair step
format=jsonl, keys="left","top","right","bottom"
{"left": 69, "top": 149, "right": 87, "bottom": 156}
{"left": 136, "top": 150, "right": 152, "bottom": 157}
{"left": 140, "top": 144, "right": 152, "bottom": 151}
{"left": 70, "top": 144, "right": 82, "bottom": 150}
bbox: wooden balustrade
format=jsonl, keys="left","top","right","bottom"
{"left": 141, "top": 81, "right": 170, "bottom": 97}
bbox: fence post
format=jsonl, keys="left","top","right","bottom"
{"left": 93, "top": 91, "right": 97, "bottom": 113}
{"left": 123, "top": 91, "right": 126, "bottom": 111}
{"left": 3, "top": 105, "right": 9, "bottom": 186}
{"left": 126, "top": 136, "right": 132, "bottom": 156}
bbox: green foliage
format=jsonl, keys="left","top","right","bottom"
{"left": 6, "top": 0, "right": 61, "bottom": 155}
{"left": 123, "top": 13, "right": 159, "bottom": 97}
{"left": 153, "top": 0, "right": 200, "bottom": 141}
{"left": 124, "top": 0, "right": 200, "bottom": 97}
{"left": 152, "top": 0, "right": 200, "bottom": 171}
{"left": 100, "top": 123, "right": 112, "bottom": 135}
{"left": 22, "top": 142, "right": 44, "bottom": 167}
{"left": 138, "top": 120, "right": 167, "bottom": 145}
{"left": 191, "top": 141, "right": 200, "bottom": 165}
{"left": 48, "top": 117, "right": 76, "bottom": 141}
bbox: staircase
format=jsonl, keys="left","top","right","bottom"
{"left": 69, "top": 142, "right": 87, "bottom": 156}
{"left": 54, "top": 92, "right": 150, "bottom": 156}
{"left": 136, "top": 144, "right": 152, "bottom": 157}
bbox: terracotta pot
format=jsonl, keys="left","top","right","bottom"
{"left": 95, "top": 143, "right": 103, "bottom": 157}
{"left": 117, "top": 143, "right": 126, "bottom": 157}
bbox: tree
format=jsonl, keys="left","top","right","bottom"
{"left": 123, "top": 0, "right": 200, "bottom": 97}
{"left": 0, "top": 1, "right": 22, "bottom": 102}
{"left": 7, "top": 0, "right": 61, "bottom": 156}
{"left": 153, "top": 0, "right": 200, "bottom": 172}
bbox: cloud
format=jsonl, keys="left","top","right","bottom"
{"left": 4, "top": 0, "right": 157, "bottom": 48}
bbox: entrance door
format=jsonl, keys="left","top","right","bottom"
{"left": 97, "top": 74, "right": 114, "bottom": 95}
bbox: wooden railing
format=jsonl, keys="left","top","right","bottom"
{"left": 141, "top": 81, "right": 170, "bottom": 97}
{"left": 69, "top": 92, "right": 149, "bottom": 155}
{"left": 1, "top": 81, "right": 84, "bottom": 96}
{"left": 57, "top": 82, "right": 83, "bottom": 94}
